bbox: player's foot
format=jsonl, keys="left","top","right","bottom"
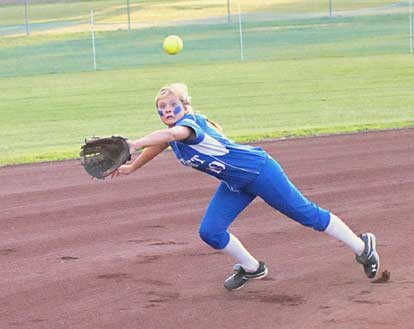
{"left": 224, "top": 261, "right": 268, "bottom": 291}
{"left": 356, "top": 232, "right": 380, "bottom": 279}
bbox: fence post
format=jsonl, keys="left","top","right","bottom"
{"left": 90, "top": 10, "right": 97, "bottom": 71}
{"left": 127, "top": 0, "right": 131, "bottom": 31}
{"left": 410, "top": 0, "right": 413, "bottom": 53}
{"left": 227, "top": 0, "right": 231, "bottom": 23}
{"left": 24, "top": 0, "right": 30, "bottom": 35}
{"left": 329, "top": 0, "right": 333, "bottom": 17}
{"left": 237, "top": 0, "right": 244, "bottom": 62}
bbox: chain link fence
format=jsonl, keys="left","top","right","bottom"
{"left": 0, "top": 0, "right": 412, "bottom": 77}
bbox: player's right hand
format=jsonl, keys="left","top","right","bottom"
{"left": 111, "top": 164, "right": 134, "bottom": 178}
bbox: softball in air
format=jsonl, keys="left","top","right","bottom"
{"left": 163, "top": 35, "right": 183, "bottom": 55}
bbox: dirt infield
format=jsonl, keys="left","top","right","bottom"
{"left": 1, "top": 129, "right": 413, "bottom": 329}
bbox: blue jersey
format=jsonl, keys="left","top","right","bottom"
{"left": 169, "top": 113, "right": 269, "bottom": 191}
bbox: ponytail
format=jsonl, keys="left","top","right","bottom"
{"left": 196, "top": 112, "right": 223, "bottom": 132}
{"left": 205, "top": 117, "right": 223, "bottom": 133}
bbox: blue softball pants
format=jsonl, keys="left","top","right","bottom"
{"left": 198, "top": 156, "right": 331, "bottom": 249}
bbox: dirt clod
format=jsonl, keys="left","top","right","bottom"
{"left": 372, "top": 270, "right": 391, "bottom": 283}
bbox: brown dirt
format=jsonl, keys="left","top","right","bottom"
{"left": 1, "top": 129, "right": 413, "bottom": 329}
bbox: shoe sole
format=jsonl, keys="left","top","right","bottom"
{"left": 246, "top": 267, "right": 269, "bottom": 280}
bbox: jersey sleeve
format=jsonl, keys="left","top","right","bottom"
{"left": 175, "top": 117, "right": 205, "bottom": 145}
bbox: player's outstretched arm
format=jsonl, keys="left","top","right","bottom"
{"left": 129, "top": 126, "right": 193, "bottom": 151}
{"left": 114, "top": 143, "right": 168, "bottom": 177}
{"left": 113, "top": 126, "right": 193, "bottom": 177}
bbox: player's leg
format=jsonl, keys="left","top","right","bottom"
{"left": 246, "top": 157, "right": 379, "bottom": 278}
{"left": 325, "top": 213, "right": 379, "bottom": 278}
{"left": 199, "top": 182, "right": 267, "bottom": 290}
{"left": 199, "top": 182, "right": 257, "bottom": 269}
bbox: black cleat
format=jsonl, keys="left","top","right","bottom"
{"left": 224, "top": 261, "right": 268, "bottom": 291}
{"left": 356, "top": 233, "right": 380, "bottom": 279}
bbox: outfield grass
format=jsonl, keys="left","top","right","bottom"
{"left": 1, "top": 53, "right": 413, "bottom": 165}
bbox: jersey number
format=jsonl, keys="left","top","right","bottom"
{"left": 207, "top": 161, "right": 226, "bottom": 174}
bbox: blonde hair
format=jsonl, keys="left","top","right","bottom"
{"left": 155, "top": 83, "right": 223, "bottom": 132}
{"left": 155, "top": 83, "right": 191, "bottom": 108}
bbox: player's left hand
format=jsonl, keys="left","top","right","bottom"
{"left": 80, "top": 135, "right": 131, "bottom": 180}
{"left": 127, "top": 140, "right": 136, "bottom": 155}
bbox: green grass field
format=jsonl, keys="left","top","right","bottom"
{"left": 2, "top": 53, "right": 413, "bottom": 165}
{"left": 1, "top": 1, "right": 413, "bottom": 165}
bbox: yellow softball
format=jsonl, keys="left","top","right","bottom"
{"left": 163, "top": 35, "right": 183, "bottom": 55}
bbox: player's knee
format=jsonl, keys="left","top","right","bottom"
{"left": 198, "top": 228, "right": 227, "bottom": 249}
{"left": 295, "top": 207, "right": 330, "bottom": 231}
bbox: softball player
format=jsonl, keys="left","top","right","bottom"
{"left": 114, "top": 83, "right": 380, "bottom": 291}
